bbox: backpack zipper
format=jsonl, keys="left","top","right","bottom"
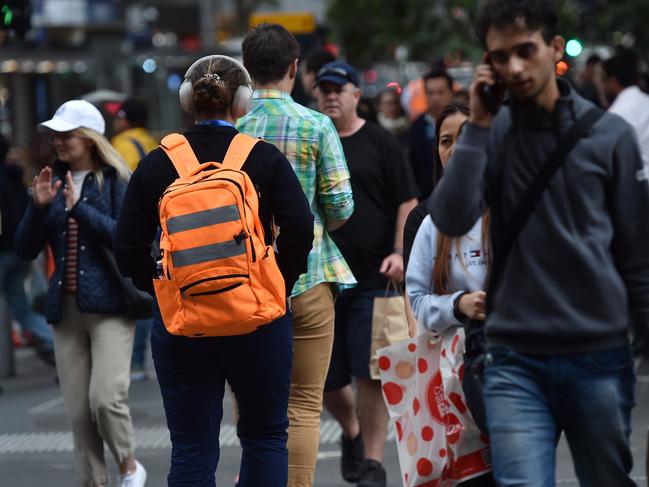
{"left": 189, "top": 282, "right": 242, "bottom": 297}
{"left": 180, "top": 273, "right": 249, "bottom": 294}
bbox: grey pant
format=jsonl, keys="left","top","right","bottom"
{"left": 54, "top": 295, "right": 136, "bottom": 486}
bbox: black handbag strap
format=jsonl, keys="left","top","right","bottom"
{"left": 489, "top": 107, "right": 604, "bottom": 301}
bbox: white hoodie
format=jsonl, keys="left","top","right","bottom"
{"left": 609, "top": 85, "right": 649, "bottom": 167}
{"left": 406, "top": 215, "right": 487, "bottom": 333}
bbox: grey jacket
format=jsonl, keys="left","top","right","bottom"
{"left": 429, "top": 79, "right": 649, "bottom": 354}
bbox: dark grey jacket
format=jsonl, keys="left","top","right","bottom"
{"left": 429, "top": 79, "right": 649, "bottom": 354}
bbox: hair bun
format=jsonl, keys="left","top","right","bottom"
{"left": 192, "top": 75, "right": 229, "bottom": 113}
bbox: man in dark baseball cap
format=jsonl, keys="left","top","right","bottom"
{"left": 315, "top": 61, "right": 360, "bottom": 88}
{"left": 315, "top": 58, "right": 419, "bottom": 487}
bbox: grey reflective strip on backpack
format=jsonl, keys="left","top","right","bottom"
{"left": 166, "top": 205, "right": 240, "bottom": 234}
{"left": 172, "top": 240, "right": 246, "bottom": 267}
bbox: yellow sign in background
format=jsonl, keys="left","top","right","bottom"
{"left": 249, "top": 12, "right": 316, "bottom": 35}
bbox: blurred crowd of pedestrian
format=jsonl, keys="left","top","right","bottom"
{"left": 1, "top": 0, "right": 649, "bottom": 486}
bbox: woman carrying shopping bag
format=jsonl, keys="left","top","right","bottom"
{"left": 407, "top": 104, "right": 490, "bottom": 334}
{"left": 15, "top": 100, "right": 146, "bottom": 487}
{"left": 114, "top": 55, "right": 314, "bottom": 487}
{"left": 384, "top": 103, "right": 494, "bottom": 486}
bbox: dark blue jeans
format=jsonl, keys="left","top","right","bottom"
{"left": 151, "top": 306, "right": 293, "bottom": 487}
{"left": 0, "top": 251, "right": 53, "bottom": 349}
{"left": 132, "top": 318, "right": 153, "bottom": 369}
{"left": 484, "top": 345, "right": 636, "bottom": 487}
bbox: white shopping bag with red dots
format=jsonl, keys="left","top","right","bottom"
{"left": 377, "top": 328, "right": 491, "bottom": 487}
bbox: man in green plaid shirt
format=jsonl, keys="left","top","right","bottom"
{"left": 238, "top": 24, "right": 355, "bottom": 487}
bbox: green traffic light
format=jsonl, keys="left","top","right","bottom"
{"left": 1, "top": 5, "right": 12, "bottom": 27}
{"left": 566, "top": 39, "right": 583, "bottom": 57}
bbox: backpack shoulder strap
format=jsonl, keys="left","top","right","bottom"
{"left": 487, "top": 106, "right": 605, "bottom": 311}
{"left": 500, "top": 107, "right": 604, "bottom": 258}
{"left": 221, "top": 134, "right": 260, "bottom": 171}
{"left": 129, "top": 137, "right": 147, "bottom": 160}
{"left": 159, "top": 133, "right": 200, "bottom": 178}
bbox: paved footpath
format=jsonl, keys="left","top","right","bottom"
{"left": 1, "top": 349, "right": 647, "bottom": 486}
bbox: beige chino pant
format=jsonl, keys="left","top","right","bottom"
{"left": 287, "top": 283, "right": 336, "bottom": 487}
{"left": 53, "top": 295, "right": 136, "bottom": 487}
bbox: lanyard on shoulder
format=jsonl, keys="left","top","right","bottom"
{"left": 196, "top": 119, "right": 236, "bottom": 129}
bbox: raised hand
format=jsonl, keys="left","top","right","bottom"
{"left": 469, "top": 53, "right": 503, "bottom": 128}
{"left": 62, "top": 171, "right": 79, "bottom": 210}
{"left": 32, "top": 166, "right": 62, "bottom": 208}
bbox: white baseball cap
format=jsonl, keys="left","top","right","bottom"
{"left": 39, "top": 100, "right": 106, "bottom": 135}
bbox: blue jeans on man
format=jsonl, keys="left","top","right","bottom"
{"left": 0, "top": 251, "right": 54, "bottom": 351}
{"left": 484, "top": 345, "right": 636, "bottom": 487}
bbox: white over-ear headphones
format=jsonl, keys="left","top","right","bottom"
{"left": 178, "top": 55, "right": 253, "bottom": 118}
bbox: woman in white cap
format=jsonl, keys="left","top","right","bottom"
{"left": 15, "top": 99, "right": 146, "bottom": 487}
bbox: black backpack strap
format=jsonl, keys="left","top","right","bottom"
{"left": 489, "top": 107, "right": 605, "bottom": 303}
{"left": 129, "top": 137, "right": 147, "bottom": 160}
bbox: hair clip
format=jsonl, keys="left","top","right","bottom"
{"left": 201, "top": 73, "right": 224, "bottom": 85}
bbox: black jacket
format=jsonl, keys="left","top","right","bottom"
{"left": 15, "top": 162, "right": 128, "bottom": 323}
{"left": 408, "top": 113, "right": 436, "bottom": 200}
{"left": 0, "top": 165, "right": 28, "bottom": 251}
{"left": 114, "top": 124, "right": 314, "bottom": 296}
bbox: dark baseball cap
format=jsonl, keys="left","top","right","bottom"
{"left": 315, "top": 61, "right": 360, "bottom": 87}
{"left": 116, "top": 98, "right": 148, "bottom": 126}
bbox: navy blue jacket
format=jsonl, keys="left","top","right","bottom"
{"left": 15, "top": 161, "right": 127, "bottom": 324}
{"left": 408, "top": 113, "right": 436, "bottom": 200}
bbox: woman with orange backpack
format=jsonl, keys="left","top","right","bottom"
{"left": 114, "top": 55, "right": 314, "bottom": 486}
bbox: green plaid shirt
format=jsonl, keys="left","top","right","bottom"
{"left": 237, "top": 90, "right": 356, "bottom": 297}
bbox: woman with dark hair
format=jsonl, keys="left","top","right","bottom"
{"left": 114, "top": 55, "right": 314, "bottom": 486}
{"left": 403, "top": 102, "right": 494, "bottom": 486}
{"left": 406, "top": 104, "right": 490, "bottom": 331}
{"left": 403, "top": 103, "right": 470, "bottom": 270}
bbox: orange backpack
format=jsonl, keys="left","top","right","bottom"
{"left": 153, "top": 133, "right": 286, "bottom": 337}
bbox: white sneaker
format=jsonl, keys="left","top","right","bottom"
{"left": 119, "top": 460, "right": 147, "bottom": 487}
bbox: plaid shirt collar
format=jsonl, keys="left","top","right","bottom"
{"left": 252, "top": 89, "right": 293, "bottom": 101}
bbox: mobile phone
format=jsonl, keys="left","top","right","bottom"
{"left": 478, "top": 54, "right": 504, "bottom": 115}
{"left": 479, "top": 84, "right": 501, "bottom": 115}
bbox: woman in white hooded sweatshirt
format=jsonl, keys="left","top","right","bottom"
{"left": 405, "top": 103, "right": 494, "bottom": 487}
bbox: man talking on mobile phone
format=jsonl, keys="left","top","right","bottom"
{"left": 429, "top": 1, "right": 649, "bottom": 485}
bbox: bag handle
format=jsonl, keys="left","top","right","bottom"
{"left": 160, "top": 133, "right": 201, "bottom": 178}
{"left": 384, "top": 279, "right": 403, "bottom": 297}
{"left": 184, "top": 162, "right": 223, "bottom": 177}
{"left": 221, "top": 134, "right": 260, "bottom": 171}
{"left": 488, "top": 107, "right": 604, "bottom": 307}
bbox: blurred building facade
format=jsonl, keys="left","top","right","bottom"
{"left": 0, "top": 0, "right": 328, "bottom": 147}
